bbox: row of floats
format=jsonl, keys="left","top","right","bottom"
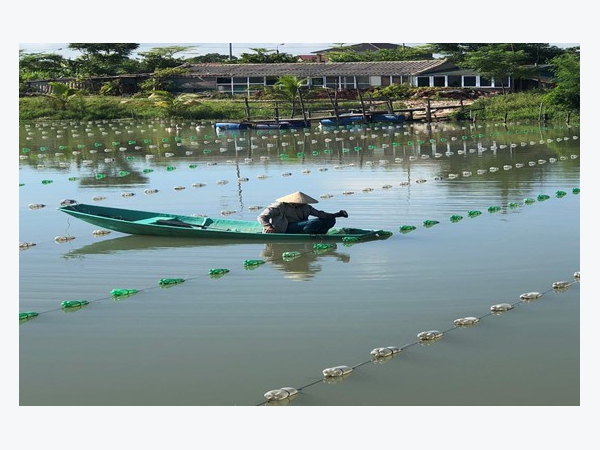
{"left": 261, "top": 274, "right": 580, "bottom": 405}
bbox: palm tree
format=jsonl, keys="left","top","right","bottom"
{"left": 146, "top": 91, "right": 203, "bottom": 117}
{"left": 273, "top": 75, "right": 306, "bottom": 117}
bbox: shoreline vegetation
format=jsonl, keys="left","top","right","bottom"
{"left": 19, "top": 90, "right": 578, "bottom": 125}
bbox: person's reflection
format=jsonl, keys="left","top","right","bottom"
{"left": 260, "top": 242, "right": 350, "bottom": 281}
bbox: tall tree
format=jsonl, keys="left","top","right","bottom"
{"left": 19, "top": 51, "right": 73, "bottom": 80}
{"left": 138, "top": 46, "right": 194, "bottom": 71}
{"left": 237, "top": 48, "right": 297, "bottom": 63}
{"left": 459, "top": 45, "right": 531, "bottom": 93}
{"left": 67, "top": 43, "right": 140, "bottom": 76}
{"left": 186, "top": 53, "right": 234, "bottom": 63}
{"left": 544, "top": 51, "right": 580, "bottom": 111}
{"left": 327, "top": 45, "right": 434, "bottom": 62}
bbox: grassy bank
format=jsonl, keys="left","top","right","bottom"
{"left": 19, "top": 91, "right": 579, "bottom": 124}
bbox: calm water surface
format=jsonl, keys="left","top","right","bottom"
{"left": 18, "top": 119, "right": 580, "bottom": 409}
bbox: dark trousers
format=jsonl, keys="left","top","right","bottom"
{"left": 286, "top": 217, "right": 336, "bottom": 234}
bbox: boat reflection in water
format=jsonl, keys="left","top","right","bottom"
{"left": 63, "top": 237, "right": 351, "bottom": 281}
{"left": 61, "top": 234, "right": 245, "bottom": 258}
{"left": 260, "top": 242, "right": 350, "bottom": 281}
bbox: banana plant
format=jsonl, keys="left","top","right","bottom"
{"left": 44, "top": 81, "right": 79, "bottom": 110}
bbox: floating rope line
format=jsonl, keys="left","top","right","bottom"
{"left": 18, "top": 240, "right": 372, "bottom": 321}
{"left": 257, "top": 271, "right": 580, "bottom": 406}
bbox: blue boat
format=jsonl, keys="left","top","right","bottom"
{"left": 320, "top": 113, "right": 406, "bottom": 127}
{"left": 214, "top": 119, "right": 310, "bottom": 131}
{"left": 371, "top": 113, "right": 406, "bottom": 123}
{"left": 214, "top": 122, "right": 252, "bottom": 130}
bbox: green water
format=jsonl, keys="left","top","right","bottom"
{"left": 18, "top": 119, "right": 580, "bottom": 408}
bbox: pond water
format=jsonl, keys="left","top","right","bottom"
{"left": 17, "top": 119, "right": 581, "bottom": 415}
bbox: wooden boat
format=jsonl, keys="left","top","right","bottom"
{"left": 58, "top": 203, "right": 393, "bottom": 242}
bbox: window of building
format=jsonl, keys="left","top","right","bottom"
{"left": 480, "top": 77, "right": 492, "bottom": 87}
{"left": 447, "top": 75, "right": 461, "bottom": 87}
{"left": 356, "top": 76, "right": 370, "bottom": 89}
{"left": 463, "top": 76, "right": 477, "bottom": 87}
{"left": 325, "top": 76, "right": 339, "bottom": 89}
{"left": 433, "top": 76, "right": 445, "bottom": 87}
{"left": 417, "top": 76, "right": 430, "bottom": 87}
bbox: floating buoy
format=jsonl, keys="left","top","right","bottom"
{"left": 54, "top": 236, "right": 75, "bottom": 243}
{"left": 551, "top": 281, "right": 571, "bottom": 290}
{"left": 417, "top": 330, "right": 443, "bottom": 341}
{"left": 60, "top": 199, "right": 77, "bottom": 206}
{"left": 159, "top": 278, "right": 185, "bottom": 286}
{"left": 20, "top": 311, "right": 39, "bottom": 321}
{"left": 28, "top": 203, "right": 45, "bottom": 210}
{"left": 454, "top": 317, "right": 480, "bottom": 327}
{"left": 144, "top": 189, "right": 159, "bottom": 194}
{"left": 110, "top": 288, "right": 138, "bottom": 298}
{"left": 399, "top": 225, "right": 417, "bottom": 233}
{"left": 322, "top": 365, "right": 353, "bottom": 378}
{"left": 243, "top": 259, "right": 265, "bottom": 268}
{"left": 61, "top": 300, "right": 89, "bottom": 309}
{"left": 520, "top": 292, "right": 542, "bottom": 300}
{"left": 491, "top": 303, "right": 513, "bottom": 312}
{"left": 263, "top": 387, "right": 298, "bottom": 402}
{"left": 92, "top": 196, "right": 106, "bottom": 202}
{"left": 370, "top": 346, "right": 401, "bottom": 358}
{"left": 282, "top": 251, "right": 301, "bottom": 260}
{"left": 423, "top": 220, "right": 439, "bottom": 227}
{"left": 92, "top": 230, "right": 111, "bottom": 237}
{"left": 19, "top": 242, "right": 36, "bottom": 250}
{"left": 574, "top": 271, "right": 580, "bottom": 281}
{"left": 209, "top": 268, "right": 229, "bottom": 277}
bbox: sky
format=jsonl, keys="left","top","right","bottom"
{"left": 18, "top": 42, "right": 349, "bottom": 58}
{"left": 19, "top": 42, "right": 579, "bottom": 59}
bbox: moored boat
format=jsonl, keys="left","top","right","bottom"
{"left": 319, "top": 113, "right": 405, "bottom": 127}
{"left": 214, "top": 119, "right": 310, "bottom": 131}
{"left": 58, "top": 203, "right": 393, "bottom": 242}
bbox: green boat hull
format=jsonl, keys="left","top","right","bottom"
{"left": 58, "top": 203, "right": 392, "bottom": 242}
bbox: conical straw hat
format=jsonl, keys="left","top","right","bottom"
{"left": 276, "top": 191, "right": 319, "bottom": 204}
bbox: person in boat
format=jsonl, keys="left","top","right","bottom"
{"left": 257, "top": 191, "right": 348, "bottom": 234}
